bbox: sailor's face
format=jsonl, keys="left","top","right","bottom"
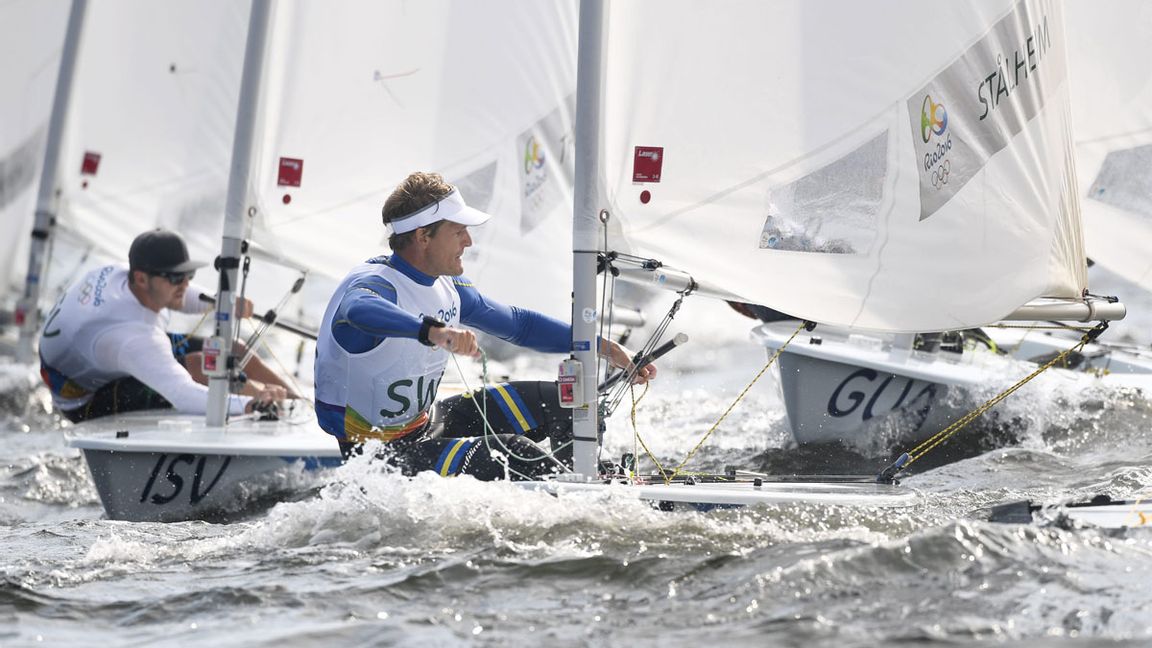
{"left": 148, "top": 272, "right": 190, "bottom": 310}
{"left": 424, "top": 221, "right": 472, "bottom": 276}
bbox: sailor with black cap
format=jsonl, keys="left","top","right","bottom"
{"left": 38, "top": 228, "right": 292, "bottom": 422}
{"left": 315, "top": 171, "right": 655, "bottom": 480}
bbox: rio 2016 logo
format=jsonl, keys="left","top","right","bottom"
{"left": 920, "top": 95, "right": 948, "bottom": 143}
{"left": 524, "top": 136, "right": 546, "bottom": 175}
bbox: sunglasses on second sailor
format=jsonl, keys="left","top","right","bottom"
{"left": 151, "top": 270, "right": 195, "bottom": 285}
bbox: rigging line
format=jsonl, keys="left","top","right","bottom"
{"left": 604, "top": 314, "right": 667, "bottom": 414}
{"left": 626, "top": 381, "right": 668, "bottom": 482}
{"left": 603, "top": 294, "right": 684, "bottom": 416}
{"left": 251, "top": 329, "right": 315, "bottom": 412}
{"left": 188, "top": 305, "right": 213, "bottom": 337}
{"left": 665, "top": 320, "right": 809, "bottom": 484}
{"left": 449, "top": 351, "right": 571, "bottom": 472}
{"left": 887, "top": 322, "right": 1109, "bottom": 477}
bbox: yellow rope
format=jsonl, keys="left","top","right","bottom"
{"left": 901, "top": 327, "right": 1098, "bottom": 468}
{"left": 664, "top": 321, "right": 808, "bottom": 484}
{"left": 625, "top": 381, "right": 668, "bottom": 480}
{"left": 1134, "top": 493, "right": 1150, "bottom": 526}
{"left": 188, "top": 308, "right": 212, "bottom": 336}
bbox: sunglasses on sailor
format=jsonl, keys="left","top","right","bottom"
{"left": 151, "top": 270, "right": 195, "bottom": 285}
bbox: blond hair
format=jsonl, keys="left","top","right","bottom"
{"left": 382, "top": 172, "right": 454, "bottom": 250}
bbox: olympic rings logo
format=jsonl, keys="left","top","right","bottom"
{"left": 931, "top": 160, "right": 951, "bottom": 188}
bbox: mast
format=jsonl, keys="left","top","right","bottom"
{"left": 15, "top": 0, "right": 88, "bottom": 363}
{"left": 206, "top": 0, "right": 272, "bottom": 426}
{"left": 569, "top": 0, "right": 606, "bottom": 479}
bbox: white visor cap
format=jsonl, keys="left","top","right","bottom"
{"left": 388, "top": 188, "right": 491, "bottom": 235}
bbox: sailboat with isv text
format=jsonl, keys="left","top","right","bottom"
{"left": 29, "top": 0, "right": 587, "bottom": 522}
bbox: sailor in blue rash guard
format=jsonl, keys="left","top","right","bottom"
{"left": 314, "top": 171, "right": 655, "bottom": 480}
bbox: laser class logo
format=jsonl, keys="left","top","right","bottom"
{"left": 920, "top": 94, "right": 948, "bottom": 143}
{"left": 523, "top": 136, "right": 546, "bottom": 175}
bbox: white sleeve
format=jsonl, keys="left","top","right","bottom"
{"left": 181, "top": 284, "right": 213, "bottom": 314}
{"left": 96, "top": 323, "right": 251, "bottom": 416}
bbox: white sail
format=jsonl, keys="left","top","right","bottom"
{"left": 0, "top": 0, "right": 69, "bottom": 304}
{"left": 248, "top": 0, "right": 579, "bottom": 320}
{"left": 593, "top": 0, "right": 1085, "bottom": 333}
{"left": 1067, "top": 0, "right": 1152, "bottom": 291}
{"left": 53, "top": 0, "right": 248, "bottom": 268}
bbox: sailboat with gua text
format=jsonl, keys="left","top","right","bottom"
{"left": 754, "top": 0, "right": 1152, "bottom": 454}
{"left": 522, "top": 0, "right": 1124, "bottom": 507}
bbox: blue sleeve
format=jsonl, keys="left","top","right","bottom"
{"left": 455, "top": 277, "right": 570, "bottom": 353}
{"left": 331, "top": 275, "right": 422, "bottom": 354}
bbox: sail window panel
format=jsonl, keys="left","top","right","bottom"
{"left": 759, "top": 132, "right": 887, "bottom": 256}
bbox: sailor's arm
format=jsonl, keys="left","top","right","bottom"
{"left": 598, "top": 337, "right": 657, "bottom": 384}
{"left": 179, "top": 284, "right": 212, "bottom": 314}
{"left": 455, "top": 278, "right": 569, "bottom": 353}
{"left": 334, "top": 275, "right": 481, "bottom": 356}
{"left": 457, "top": 279, "right": 655, "bottom": 383}
{"left": 100, "top": 325, "right": 252, "bottom": 415}
{"left": 179, "top": 286, "right": 256, "bottom": 319}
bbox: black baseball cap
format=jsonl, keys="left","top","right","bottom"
{"left": 128, "top": 229, "right": 207, "bottom": 273}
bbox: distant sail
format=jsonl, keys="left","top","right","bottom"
{"left": 0, "top": 0, "right": 69, "bottom": 302}
{"left": 1067, "top": 0, "right": 1152, "bottom": 291}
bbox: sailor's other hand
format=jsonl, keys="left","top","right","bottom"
{"left": 428, "top": 326, "right": 481, "bottom": 358}
{"left": 244, "top": 385, "right": 287, "bottom": 413}
{"left": 603, "top": 339, "right": 657, "bottom": 385}
{"left": 236, "top": 296, "right": 255, "bottom": 319}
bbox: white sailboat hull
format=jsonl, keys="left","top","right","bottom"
{"left": 989, "top": 497, "right": 1152, "bottom": 529}
{"left": 67, "top": 411, "right": 342, "bottom": 522}
{"left": 755, "top": 323, "right": 993, "bottom": 447}
{"left": 753, "top": 321, "right": 1152, "bottom": 447}
{"left": 1057, "top": 502, "right": 1152, "bottom": 529}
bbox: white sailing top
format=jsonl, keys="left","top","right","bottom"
{"left": 38, "top": 265, "right": 250, "bottom": 415}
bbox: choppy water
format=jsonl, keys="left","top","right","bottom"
{"left": 4, "top": 279, "right": 1152, "bottom": 647}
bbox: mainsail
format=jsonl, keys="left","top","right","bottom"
{"left": 591, "top": 0, "right": 1089, "bottom": 333}
{"left": 247, "top": 0, "right": 579, "bottom": 320}
{"left": 20, "top": 0, "right": 581, "bottom": 339}
{"left": 53, "top": 0, "right": 248, "bottom": 267}
{"left": 1067, "top": 0, "right": 1152, "bottom": 291}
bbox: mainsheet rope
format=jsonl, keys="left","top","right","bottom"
{"left": 450, "top": 349, "right": 572, "bottom": 479}
{"left": 878, "top": 321, "right": 1111, "bottom": 482}
{"left": 659, "top": 320, "right": 809, "bottom": 484}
